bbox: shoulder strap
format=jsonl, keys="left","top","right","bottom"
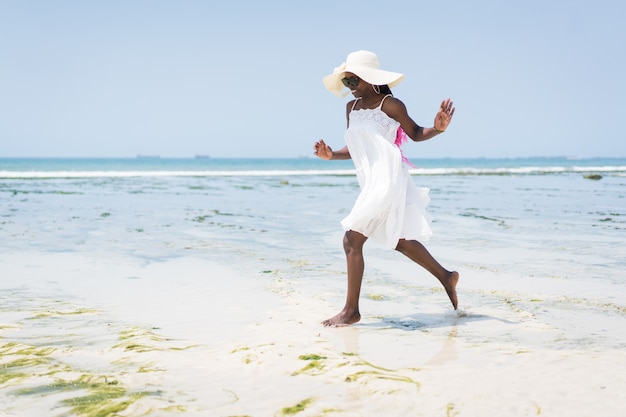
{"left": 350, "top": 98, "right": 361, "bottom": 111}
{"left": 378, "top": 94, "right": 393, "bottom": 109}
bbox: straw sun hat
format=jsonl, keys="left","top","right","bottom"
{"left": 323, "top": 50, "right": 405, "bottom": 98}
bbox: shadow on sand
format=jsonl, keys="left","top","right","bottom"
{"left": 356, "top": 310, "right": 515, "bottom": 331}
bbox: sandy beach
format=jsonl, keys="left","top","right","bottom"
{"left": 1, "top": 158, "right": 625, "bottom": 416}
{"left": 2, "top": 249, "right": 625, "bottom": 417}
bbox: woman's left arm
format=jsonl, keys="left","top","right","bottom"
{"left": 384, "top": 97, "right": 455, "bottom": 142}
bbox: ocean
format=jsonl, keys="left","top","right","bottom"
{"left": 2, "top": 156, "right": 625, "bottom": 176}
{"left": 2, "top": 156, "right": 624, "bottom": 285}
{"left": 1, "top": 156, "right": 625, "bottom": 416}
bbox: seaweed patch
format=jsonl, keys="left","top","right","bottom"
{"left": 279, "top": 397, "right": 316, "bottom": 416}
{"left": 0, "top": 298, "right": 191, "bottom": 416}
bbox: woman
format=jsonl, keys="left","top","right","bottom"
{"left": 314, "top": 50, "right": 459, "bottom": 327}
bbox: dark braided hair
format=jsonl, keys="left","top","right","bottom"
{"left": 377, "top": 85, "right": 392, "bottom": 95}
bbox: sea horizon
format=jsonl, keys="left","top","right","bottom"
{"left": 1, "top": 154, "right": 625, "bottom": 161}
{"left": 1, "top": 155, "right": 625, "bottom": 177}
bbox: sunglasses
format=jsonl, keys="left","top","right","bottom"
{"left": 341, "top": 76, "right": 360, "bottom": 88}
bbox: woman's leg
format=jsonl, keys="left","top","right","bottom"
{"left": 322, "top": 230, "right": 368, "bottom": 327}
{"left": 395, "top": 239, "right": 459, "bottom": 309}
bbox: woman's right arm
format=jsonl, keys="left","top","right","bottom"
{"left": 313, "top": 100, "right": 353, "bottom": 160}
{"left": 313, "top": 140, "right": 351, "bottom": 160}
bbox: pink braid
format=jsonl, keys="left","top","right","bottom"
{"left": 395, "top": 127, "right": 416, "bottom": 168}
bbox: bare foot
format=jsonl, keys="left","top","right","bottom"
{"left": 322, "top": 309, "right": 361, "bottom": 327}
{"left": 443, "top": 271, "right": 460, "bottom": 310}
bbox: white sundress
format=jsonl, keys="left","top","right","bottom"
{"left": 341, "top": 95, "right": 433, "bottom": 248}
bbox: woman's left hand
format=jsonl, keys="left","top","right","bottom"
{"left": 434, "top": 98, "right": 455, "bottom": 132}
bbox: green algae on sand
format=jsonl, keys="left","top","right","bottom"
{"left": 279, "top": 397, "right": 316, "bottom": 416}
{"left": 1, "top": 310, "right": 190, "bottom": 417}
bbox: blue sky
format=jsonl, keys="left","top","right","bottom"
{"left": 1, "top": 0, "right": 624, "bottom": 158}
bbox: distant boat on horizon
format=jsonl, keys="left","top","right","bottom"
{"left": 194, "top": 154, "right": 211, "bottom": 159}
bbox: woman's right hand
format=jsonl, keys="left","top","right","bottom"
{"left": 313, "top": 139, "right": 333, "bottom": 160}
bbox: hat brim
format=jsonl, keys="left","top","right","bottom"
{"left": 323, "top": 65, "right": 405, "bottom": 98}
